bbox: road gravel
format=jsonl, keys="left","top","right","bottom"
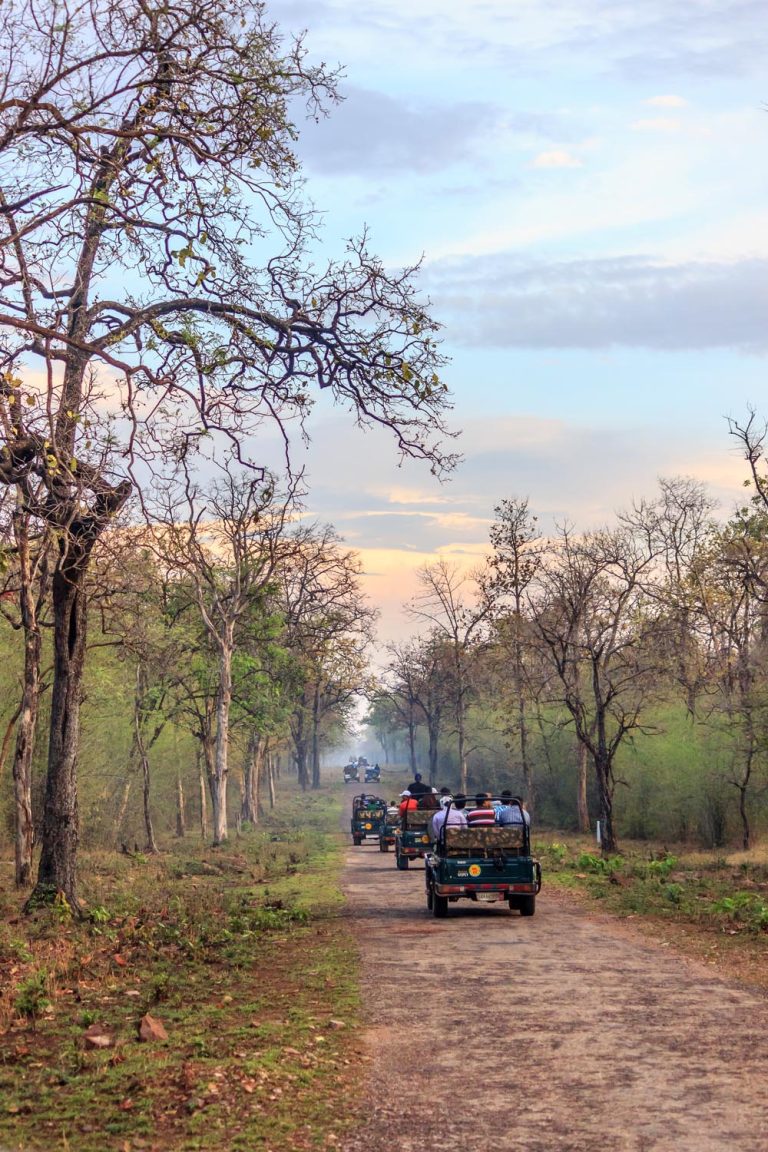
{"left": 340, "top": 829, "right": 768, "bottom": 1152}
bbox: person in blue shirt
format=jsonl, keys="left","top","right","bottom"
{"left": 496, "top": 790, "right": 531, "bottom": 827}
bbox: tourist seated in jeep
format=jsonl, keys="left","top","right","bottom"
{"left": 466, "top": 792, "right": 495, "bottom": 826}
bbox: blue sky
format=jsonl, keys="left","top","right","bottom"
{"left": 266, "top": 0, "right": 768, "bottom": 639}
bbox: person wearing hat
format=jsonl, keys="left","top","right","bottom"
{"left": 398, "top": 789, "right": 418, "bottom": 815}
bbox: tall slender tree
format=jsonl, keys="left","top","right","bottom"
{"left": 486, "top": 497, "right": 543, "bottom": 811}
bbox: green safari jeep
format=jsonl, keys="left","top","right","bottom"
{"left": 425, "top": 802, "right": 541, "bottom": 916}
{"left": 394, "top": 803, "right": 437, "bottom": 870}
{"left": 378, "top": 806, "right": 400, "bottom": 852}
{"left": 350, "top": 795, "right": 387, "bottom": 846}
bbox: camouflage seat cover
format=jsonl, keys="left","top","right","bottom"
{"left": 442, "top": 825, "right": 524, "bottom": 857}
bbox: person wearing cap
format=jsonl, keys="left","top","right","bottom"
{"left": 398, "top": 789, "right": 418, "bottom": 815}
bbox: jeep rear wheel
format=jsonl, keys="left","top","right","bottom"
{"left": 432, "top": 892, "right": 448, "bottom": 918}
{"left": 519, "top": 895, "right": 536, "bottom": 916}
{"left": 396, "top": 853, "right": 409, "bottom": 870}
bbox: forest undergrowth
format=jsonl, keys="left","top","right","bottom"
{"left": 0, "top": 789, "right": 362, "bottom": 1152}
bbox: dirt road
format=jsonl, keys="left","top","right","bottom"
{"left": 340, "top": 835, "right": 768, "bottom": 1152}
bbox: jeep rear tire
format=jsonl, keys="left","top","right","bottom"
{"left": 432, "top": 892, "right": 448, "bottom": 918}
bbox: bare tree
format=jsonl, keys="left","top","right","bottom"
{"left": 383, "top": 633, "right": 451, "bottom": 784}
{"left": 619, "top": 477, "right": 717, "bottom": 717}
{"left": 277, "top": 524, "right": 376, "bottom": 789}
{"left": 688, "top": 510, "right": 768, "bottom": 850}
{"left": 532, "top": 525, "right": 663, "bottom": 855}
{"left": 407, "top": 561, "right": 492, "bottom": 792}
{"left": 153, "top": 468, "right": 294, "bottom": 844}
{"left": 381, "top": 646, "right": 423, "bottom": 775}
{"left": 0, "top": 0, "right": 455, "bottom": 904}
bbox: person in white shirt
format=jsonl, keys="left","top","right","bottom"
{"left": 431, "top": 794, "right": 468, "bottom": 838}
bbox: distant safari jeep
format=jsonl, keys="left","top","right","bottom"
{"left": 350, "top": 795, "right": 387, "bottom": 846}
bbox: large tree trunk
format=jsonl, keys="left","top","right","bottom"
{"left": 113, "top": 775, "right": 132, "bottom": 844}
{"left": 311, "top": 685, "right": 321, "bottom": 790}
{"left": 457, "top": 712, "right": 468, "bottom": 794}
{"left": 28, "top": 537, "right": 93, "bottom": 909}
{"left": 294, "top": 709, "right": 309, "bottom": 791}
{"left": 268, "top": 751, "right": 276, "bottom": 808}
{"left": 13, "top": 622, "right": 42, "bottom": 887}
{"left": 13, "top": 645, "right": 39, "bottom": 888}
{"left": 427, "top": 718, "right": 439, "bottom": 786}
{"left": 517, "top": 683, "right": 534, "bottom": 815}
{"left": 242, "top": 730, "right": 260, "bottom": 824}
{"left": 211, "top": 640, "right": 233, "bottom": 844}
{"left": 738, "top": 736, "right": 754, "bottom": 851}
{"left": 576, "top": 740, "right": 590, "bottom": 834}
{"left": 295, "top": 741, "right": 309, "bottom": 791}
{"left": 407, "top": 716, "right": 416, "bottom": 775}
{"left": 595, "top": 751, "right": 617, "bottom": 855}
{"left": 738, "top": 782, "right": 750, "bottom": 852}
{"left": 13, "top": 508, "right": 48, "bottom": 886}
{"left": 139, "top": 742, "right": 158, "bottom": 854}
{"left": 134, "top": 666, "right": 159, "bottom": 855}
{"left": 254, "top": 741, "right": 266, "bottom": 820}
{"left": 197, "top": 746, "right": 209, "bottom": 842}
{"left": 200, "top": 725, "right": 223, "bottom": 844}
{"left": 175, "top": 765, "right": 186, "bottom": 838}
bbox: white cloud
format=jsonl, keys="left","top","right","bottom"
{"left": 424, "top": 104, "right": 764, "bottom": 262}
{"left": 425, "top": 252, "right": 768, "bottom": 352}
{"left": 630, "top": 116, "right": 682, "bottom": 133}
{"left": 531, "top": 149, "right": 583, "bottom": 168}
{"left": 644, "top": 94, "right": 689, "bottom": 108}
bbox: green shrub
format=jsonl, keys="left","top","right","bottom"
{"left": 14, "top": 969, "right": 51, "bottom": 1019}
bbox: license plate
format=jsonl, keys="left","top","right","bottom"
{"left": 476, "top": 893, "right": 501, "bottom": 902}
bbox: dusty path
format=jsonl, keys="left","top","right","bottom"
{"left": 340, "top": 829, "right": 768, "bottom": 1152}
